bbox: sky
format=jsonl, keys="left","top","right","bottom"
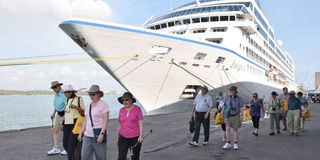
{"left": 0, "top": 0, "right": 319, "bottom": 91}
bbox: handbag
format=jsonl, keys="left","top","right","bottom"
{"left": 89, "top": 103, "right": 106, "bottom": 143}
{"left": 214, "top": 111, "right": 224, "bottom": 125}
{"left": 189, "top": 116, "right": 195, "bottom": 133}
{"left": 72, "top": 97, "right": 84, "bottom": 134}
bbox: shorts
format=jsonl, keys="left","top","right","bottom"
{"left": 53, "top": 112, "right": 64, "bottom": 126}
{"left": 225, "top": 114, "right": 241, "bottom": 129}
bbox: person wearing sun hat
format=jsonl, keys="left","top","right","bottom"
{"left": 116, "top": 92, "right": 144, "bottom": 160}
{"left": 78, "top": 85, "right": 109, "bottom": 160}
{"left": 47, "top": 81, "right": 68, "bottom": 155}
{"left": 189, "top": 85, "right": 213, "bottom": 146}
{"left": 287, "top": 90, "right": 302, "bottom": 136}
{"left": 62, "top": 84, "right": 85, "bottom": 160}
{"left": 221, "top": 85, "right": 243, "bottom": 150}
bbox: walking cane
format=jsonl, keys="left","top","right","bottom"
{"left": 129, "top": 129, "right": 153, "bottom": 159}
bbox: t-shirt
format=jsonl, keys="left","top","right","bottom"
{"left": 54, "top": 91, "right": 66, "bottom": 112}
{"left": 288, "top": 97, "right": 301, "bottom": 110}
{"left": 299, "top": 97, "right": 308, "bottom": 106}
{"left": 224, "top": 95, "right": 243, "bottom": 117}
{"left": 194, "top": 94, "right": 213, "bottom": 112}
{"left": 119, "top": 105, "right": 143, "bottom": 138}
{"left": 64, "top": 96, "right": 85, "bottom": 125}
{"left": 84, "top": 100, "right": 110, "bottom": 137}
{"left": 250, "top": 99, "right": 263, "bottom": 117}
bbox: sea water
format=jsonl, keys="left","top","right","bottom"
{"left": 0, "top": 95, "right": 123, "bottom": 132}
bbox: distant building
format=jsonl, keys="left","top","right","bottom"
{"left": 316, "top": 72, "right": 320, "bottom": 89}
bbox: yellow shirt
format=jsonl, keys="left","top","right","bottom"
{"left": 64, "top": 96, "right": 85, "bottom": 125}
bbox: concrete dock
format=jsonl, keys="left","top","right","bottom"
{"left": 1, "top": 104, "right": 319, "bottom": 160}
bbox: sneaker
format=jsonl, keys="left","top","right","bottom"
{"left": 233, "top": 143, "right": 239, "bottom": 150}
{"left": 283, "top": 128, "right": 287, "bottom": 131}
{"left": 277, "top": 130, "right": 280, "bottom": 134}
{"left": 222, "top": 142, "right": 232, "bottom": 149}
{"left": 189, "top": 141, "right": 199, "bottom": 146}
{"left": 290, "top": 132, "right": 294, "bottom": 136}
{"left": 269, "top": 132, "right": 275, "bottom": 136}
{"left": 60, "top": 150, "right": 67, "bottom": 155}
{"left": 294, "top": 133, "right": 299, "bottom": 136}
{"left": 203, "top": 141, "right": 208, "bottom": 145}
{"left": 47, "top": 147, "right": 61, "bottom": 155}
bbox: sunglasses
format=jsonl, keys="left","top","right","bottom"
{"left": 52, "top": 86, "right": 58, "bottom": 89}
{"left": 89, "top": 93, "right": 98, "bottom": 97}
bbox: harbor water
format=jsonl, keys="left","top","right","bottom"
{"left": 0, "top": 95, "right": 124, "bottom": 132}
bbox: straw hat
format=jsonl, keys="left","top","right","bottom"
{"left": 50, "top": 81, "right": 63, "bottom": 89}
{"left": 118, "top": 92, "right": 136, "bottom": 104}
{"left": 62, "top": 84, "right": 77, "bottom": 93}
{"left": 88, "top": 85, "right": 104, "bottom": 97}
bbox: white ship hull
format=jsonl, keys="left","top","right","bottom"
{"left": 59, "top": 18, "right": 292, "bottom": 113}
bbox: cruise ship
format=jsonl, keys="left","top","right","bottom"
{"left": 59, "top": 0, "right": 296, "bottom": 113}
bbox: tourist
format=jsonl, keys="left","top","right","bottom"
{"left": 287, "top": 91, "right": 302, "bottom": 136}
{"left": 63, "top": 84, "right": 84, "bottom": 160}
{"left": 267, "top": 92, "right": 281, "bottom": 135}
{"left": 297, "top": 92, "right": 308, "bottom": 132}
{"left": 47, "top": 81, "right": 67, "bottom": 155}
{"left": 279, "top": 87, "right": 289, "bottom": 130}
{"left": 189, "top": 85, "right": 213, "bottom": 146}
{"left": 250, "top": 93, "right": 264, "bottom": 136}
{"left": 78, "top": 85, "right": 109, "bottom": 160}
{"left": 216, "top": 92, "right": 227, "bottom": 142}
{"left": 116, "top": 92, "right": 144, "bottom": 160}
{"left": 222, "top": 86, "right": 243, "bottom": 150}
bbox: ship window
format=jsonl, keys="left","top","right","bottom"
{"left": 220, "top": 16, "right": 228, "bottom": 21}
{"left": 168, "top": 22, "right": 174, "bottom": 27}
{"left": 179, "top": 62, "right": 187, "bottom": 65}
{"left": 175, "top": 21, "right": 182, "bottom": 26}
{"left": 161, "top": 23, "right": 167, "bottom": 28}
{"left": 211, "top": 27, "right": 227, "bottom": 32}
{"left": 194, "top": 52, "right": 207, "bottom": 60}
{"left": 155, "top": 25, "right": 161, "bottom": 30}
{"left": 149, "top": 45, "right": 172, "bottom": 56}
{"left": 230, "top": 16, "right": 236, "bottom": 21}
{"left": 204, "top": 65, "right": 211, "bottom": 68}
{"left": 206, "top": 38, "right": 223, "bottom": 44}
{"left": 183, "top": 19, "right": 191, "bottom": 24}
{"left": 192, "top": 29, "right": 206, "bottom": 33}
{"left": 150, "top": 26, "right": 155, "bottom": 30}
{"left": 192, "top": 18, "right": 200, "bottom": 23}
{"left": 192, "top": 64, "right": 200, "bottom": 67}
{"left": 201, "top": 17, "right": 209, "bottom": 22}
{"left": 210, "top": 16, "right": 219, "bottom": 21}
{"left": 215, "top": 56, "right": 226, "bottom": 64}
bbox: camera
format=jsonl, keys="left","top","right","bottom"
{"left": 272, "top": 107, "right": 276, "bottom": 111}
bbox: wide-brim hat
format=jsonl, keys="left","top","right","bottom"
{"left": 118, "top": 92, "right": 136, "bottom": 104}
{"left": 88, "top": 85, "right": 104, "bottom": 97}
{"left": 289, "top": 90, "right": 296, "bottom": 95}
{"left": 50, "top": 81, "right": 63, "bottom": 89}
{"left": 200, "top": 85, "right": 209, "bottom": 91}
{"left": 62, "top": 84, "right": 77, "bottom": 93}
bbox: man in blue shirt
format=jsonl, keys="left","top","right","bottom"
{"left": 297, "top": 92, "right": 308, "bottom": 132}
{"left": 287, "top": 91, "right": 301, "bottom": 136}
{"left": 47, "top": 81, "right": 67, "bottom": 155}
{"left": 222, "top": 86, "right": 243, "bottom": 150}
